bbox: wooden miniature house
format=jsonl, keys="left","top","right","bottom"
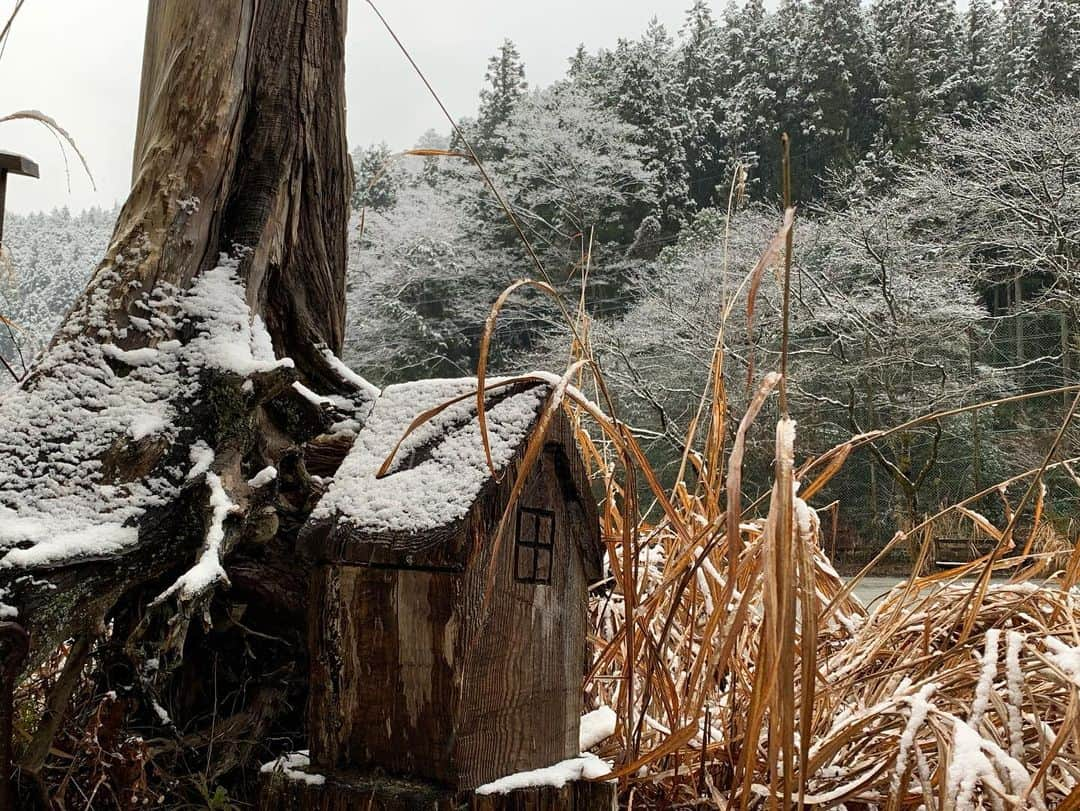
{"left": 302, "top": 377, "right": 603, "bottom": 793}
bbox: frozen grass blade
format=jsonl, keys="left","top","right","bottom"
{"left": 0, "top": 110, "right": 95, "bottom": 191}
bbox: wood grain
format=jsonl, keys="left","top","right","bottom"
{"left": 308, "top": 410, "right": 604, "bottom": 791}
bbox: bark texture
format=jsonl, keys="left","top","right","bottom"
{"left": 82, "top": 0, "right": 350, "bottom": 378}
{"left": 0, "top": 1, "right": 360, "bottom": 805}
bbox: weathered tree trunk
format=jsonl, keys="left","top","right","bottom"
{"left": 0, "top": 1, "right": 366, "bottom": 804}
{"left": 87, "top": 0, "right": 351, "bottom": 384}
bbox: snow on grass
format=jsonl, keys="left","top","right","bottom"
{"left": 968, "top": 628, "right": 999, "bottom": 730}
{"left": 0, "top": 256, "right": 288, "bottom": 574}
{"left": 1004, "top": 631, "right": 1025, "bottom": 760}
{"left": 1043, "top": 636, "right": 1080, "bottom": 688}
{"left": 946, "top": 714, "right": 1044, "bottom": 811}
{"left": 891, "top": 682, "right": 936, "bottom": 795}
{"left": 259, "top": 750, "right": 326, "bottom": 786}
{"left": 947, "top": 717, "right": 1008, "bottom": 810}
{"left": 579, "top": 706, "right": 617, "bottom": 750}
{"left": 312, "top": 377, "right": 550, "bottom": 533}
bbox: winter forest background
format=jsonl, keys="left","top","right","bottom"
{"left": 4, "top": 0, "right": 1079, "bottom": 563}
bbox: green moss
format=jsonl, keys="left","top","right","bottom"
{"left": 206, "top": 373, "right": 257, "bottom": 449}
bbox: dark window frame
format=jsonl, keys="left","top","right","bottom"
{"left": 514, "top": 506, "right": 555, "bottom": 585}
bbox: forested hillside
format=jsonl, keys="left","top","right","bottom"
{"left": 4, "top": 0, "right": 1078, "bottom": 559}
{"left": 0, "top": 207, "right": 115, "bottom": 367}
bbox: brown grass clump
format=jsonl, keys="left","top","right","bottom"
{"left": 465, "top": 182, "right": 1080, "bottom": 807}
{"left": 567, "top": 375, "right": 1080, "bottom": 808}
{"left": 809, "top": 577, "right": 1080, "bottom": 808}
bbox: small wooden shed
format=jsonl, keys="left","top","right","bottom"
{"left": 302, "top": 377, "right": 603, "bottom": 793}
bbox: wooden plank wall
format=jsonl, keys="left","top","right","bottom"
{"left": 452, "top": 445, "right": 586, "bottom": 788}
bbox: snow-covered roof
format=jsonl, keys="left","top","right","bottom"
{"left": 309, "top": 377, "right": 554, "bottom": 538}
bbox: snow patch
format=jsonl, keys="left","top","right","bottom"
{"left": 260, "top": 751, "right": 326, "bottom": 786}
{"left": 968, "top": 628, "right": 999, "bottom": 730}
{"left": 579, "top": 706, "right": 617, "bottom": 750}
{"left": 1044, "top": 636, "right": 1080, "bottom": 688}
{"left": 187, "top": 442, "right": 214, "bottom": 481}
{"left": 151, "top": 699, "right": 172, "bottom": 726}
{"left": 101, "top": 344, "right": 163, "bottom": 367}
{"left": 475, "top": 753, "right": 611, "bottom": 795}
{"left": 181, "top": 266, "right": 294, "bottom": 376}
{"left": 130, "top": 410, "right": 167, "bottom": 441}
{"left": 0, "top": 257, "right": 294, "bottom": 580}
{"left": 312, "top": 377, "right": 551, "bottom": 533}
{"left": 154, "top": 470, "right": 233, "bottom": 603}
{"left": 0, "top": 512, "right": 137, "bottom": 568}
{"left": 891, "top": 682, "right": 936, "bottom": 795}
{"left": 293, "top": 381, "right": 334, "bottom": 407}
{"left": 247, "top": 466, "right": 278, "bottom": 488}
{"left": 319, "top": 346, "right": 380, "bottom": 402}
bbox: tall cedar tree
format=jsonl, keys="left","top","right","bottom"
{"left": 475, "top": 39, "right": 528, "bottom": 159}
{"left": 678, "top": 1, "right": 725, "bottom": 209}
{"left": 870, "top": 0, "right": 964, "bottom": 157}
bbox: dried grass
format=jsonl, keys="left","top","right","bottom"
{"left": 460, "top": 195, "right": 1080, "bottom": 807}
{"left": 0, "top": 109, "right": 96, "bottom": 193}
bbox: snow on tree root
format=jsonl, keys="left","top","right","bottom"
{"left": 0, "top": 257, "right": 295, "bottom": 620}
{"left": 150, "top": 444, "right": 234, "bottom": 610}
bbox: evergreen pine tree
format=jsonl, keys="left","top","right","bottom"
{"left": 957, "top": 0, "right": 1000, "bottom": 116}
{"left": 603, "top": 21, "right": 694, "bottom": 228}
{"left": 995, "top": 0, "right": 1035, "bottom": 95}
{"left": 475, "top": 39, "right": 528, "bottom": 159}
{"left": 719, "top": 0, "right": 777, "bottom": 189}
{"left": 567, "top": 43, "right": 591, "bottom": 80}
{"left": 678, "top": 0, "right": 725, "bottom": 208}
{"left": 798, "top": 0, "right": 878, "bottom": 193}
{"left": 1030, "top": 0, "right": 1080, "bottom": 94}
{"left": 414, "top": 129, "right": 449, "bottom": 188}
{"left": 870, "top": 0, "right": 964, "bottom": 157}
{"left": 351, "top": 143, "right": 398, "bottom": 211}
{"left": 768, "top": 0, "right": 813, "bottom": 169}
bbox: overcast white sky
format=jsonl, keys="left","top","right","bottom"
{"left": 0, "top": 0, "right": 704, "bottom": 214}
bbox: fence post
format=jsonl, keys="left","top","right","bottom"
{"left": 0, "top": 151, "right": 41, "bottom": 249}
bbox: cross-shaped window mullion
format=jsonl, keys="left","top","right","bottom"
{"left": 514, "top": 506, "right": 555, "bottom": 585}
